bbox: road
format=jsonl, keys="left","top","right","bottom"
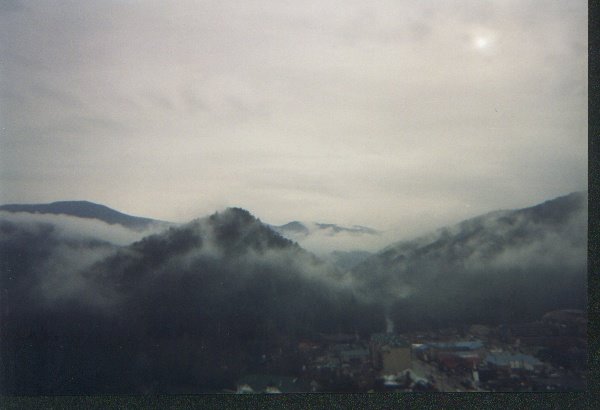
{"left": 410, "top": 355, "right": 487, "bottom": 392}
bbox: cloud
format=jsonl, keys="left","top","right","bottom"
{"left": 0, "top": 1, "right": 587, "bottom": 231}
{"left": 0, "top": 0, "right": 23, "bottom": 14}
{"left": 279, "top": 223, "right": 399, "bottom": 255}
{"left": 0, "top": 211, "right": 170, "bottom": 309}
{"left": 0, "top": 211, "right": 163, "bottom": 245}
{"left": 2, "top": 206, "right": 390, "bottom": 393}
{"left": 350, "top": 193, "right": 587, "bottom": 316}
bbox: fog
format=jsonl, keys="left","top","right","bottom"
{"left": 350, "top": 192, "right": 587, "bottom": 330}
{"left": 0, "top": 193, "right": 586, "bottom": 393}
{"left": 278, "top": 226, "right": 390, "bottom": 256}
{"left": 0, "top": 211, "right": 166, "bottom": 246}
{"left": 0, "top": 207, "right": 385, "bottom": 393}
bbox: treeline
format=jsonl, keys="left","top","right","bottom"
{"left": 0, "top": 209, "right": 383, "bottom": 394}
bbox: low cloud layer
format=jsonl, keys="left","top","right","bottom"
{"left": 274, "top": 221, "right": 398, "bottom": 255}
{"left": 0, "top": 211, "right": 164, "bottom": 246}
{"left": 0, "top": 211, "right": 168, "bottom": 309}
{"left": 0, "top": 193, "right": 587, "bottom": 393}
{"left": 350, "top": 192, "right": 587, "bottom": 329}
{"left": 0, "top": 207, "right": 383, "bottom": 393}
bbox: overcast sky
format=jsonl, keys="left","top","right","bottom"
{"left": 0, "top": 0, "right": 587, "bottom": 237}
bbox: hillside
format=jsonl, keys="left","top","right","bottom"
{"left": 0, "top": 193, "right": 587, "bottom": 393}
{"left": 350, "top": 192, "right": 587, "bottom": 331}
{"left": 0, "top": 207, "right": 382, "bottom": 394}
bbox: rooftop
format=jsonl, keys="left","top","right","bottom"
{"left": 484, "top": 352, "right": 543, "bottom": 367}
{"left": 236, "top": 374, "right": 310, "bottom": 393}
{"left": 424, "top": 340, "right": 484, "bottom": 351}
{"left": 340, "top": 349, "right": 370, "bottom": 360}
{"left": 371, "top": 333, "right": 410, "bottom": 348}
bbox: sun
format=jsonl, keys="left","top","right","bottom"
{"left": 470, "top": 31, "right": 496, "bottom": 54}
{"left": 474, "top": 36, "right": 490, "bottom": 49}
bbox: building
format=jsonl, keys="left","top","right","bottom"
{"left": 483, "top": 352, "right": 544, "bottom": 374}
{"left": 542, "top": 309, "right": 587, "bottom": 337}
{"left": 416, "top": 340, "right": 484, "bottom": 363}
{"left": 498, "top": 322, "right": 556, "bottom": 345}
{"left": 370, "top": 333, "right": 411, "bottom": 374}
{"left": 427, "top": 340, "right": 484, "bottom": 351}
{"left": 541, "top": 309, "right": 586, "bottom": 326}
{"left": 436, "top": 351, "right": 482, "bottom": 372}
{"left": 236, "top": 374, "right": 310, "bottom": 393}
{"left": 469, "top": 325, "right": 492, "bottom": 338}
{"left": 319, "top": 333, "right": 358, "bottom": 345}
{"left": 298, "top": 340, "right": 321, "bottom": 352}
{"left": 339, "top": 348, "right": 370, "bottom": 366}
{"left": 499, "top": 318, "right": 586, "bottom": 349}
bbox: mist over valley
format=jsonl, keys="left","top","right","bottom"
{"left": 0, "top": 192, "right": 587, "bottom": 393}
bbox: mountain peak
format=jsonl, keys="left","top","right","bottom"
{"left": 210, "top": 207, "right": 258, "bottom": 225}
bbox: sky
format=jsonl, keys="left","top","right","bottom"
{"left": 0, "top": 0, "right": 587, "bottom": 238}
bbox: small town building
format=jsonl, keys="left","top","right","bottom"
{"left": 370, "top": 333, "right": 411, "bottom": 374}
{"left": 298, "top": 340, "right": 321, "bottom": 353}
{"left": 436, "top": 351, "right": 482, "bottom": 371}
{"left": 541, "top": 309, "right": 587, "bottom": 337}
{"left": 483, "top": 352, "right": 544, "bottom": 373}
{"left": 339, "top": 348, "right": 370, "bottom": 366}
{"left": 415, "top": 340, "right": 484, "bottom": 363}
{"left": 469, "top": 325, "right": 492, "bottom": 338}
{"left": 236, "top": 374, "right": 310, "bottom": 393}
{"left": 319, "top": 333, "right": 358, "bottom": 345}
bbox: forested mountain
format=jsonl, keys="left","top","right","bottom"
{"left": 350, "top": 192, "right": 587, "bottom": 331}
{"left": 0, "top": 192, "right": 587, "bottom": 393}
{"left": 0, "top": 207, "right": 382, "bottom": 394}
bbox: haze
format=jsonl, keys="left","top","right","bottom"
{"left": 0, "top": 0, "right": 586, "bottom": 238}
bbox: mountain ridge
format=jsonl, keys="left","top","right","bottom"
{"left": 0, "top": 191, "right": 587, "bottom": 393}
{"left": 0, "top": 200, "right": 168, "bottom": 230}
{"left": 271, "top": 221, "right": 380, "bottom": 237}
{"left": 349, "top": 191, "right": 587, "bottom": 331}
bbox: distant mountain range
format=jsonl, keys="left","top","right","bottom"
{"left": 271, "top": 221, "right": 379, "bottom": 238}
{"left": 0, "top": 200, "right": 167, "bottom": 230}
{"left": 0, "top": 201, "right": 377, "bottom": 244}
{"left": 0, "top": 201, "right": 382, "bottom": 258}
{"left": 270, "top": 221, "right": 381, "bottom": 256}
{"left": 0, "top": 191, "right": 587, "bottom": 393}
{"left": 325, "top": 250, "right": 373, "bottom": 271}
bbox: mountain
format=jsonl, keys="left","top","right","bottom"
{"left": 0, "top": 200, "right": 166, "bottom": 230}
{"left": 0, "top": 193, "right": 588, "bottom": 393}
{"left": 274, "top": 221, "right": 310, "bottom": 235}
{"left": 270, "top": 220, "right": 381, "bottom": 255}
{"left": 350, "top": 191, "right": 587, "bottom": 331}
{"left": 0, "top": 207, "right": 383, "bottom": 394}
{"left": 314, "top": 223, "right": 379, "bottom": 235}
{"left": 272, "top": 221, "right": 379, "bottom": 238}
{"left": 325, "top": 250, "right": 373, "bottom": 271}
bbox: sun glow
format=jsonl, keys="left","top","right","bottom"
{"left": 470, "top": 31, "right": 497, "bottom": 55}
{"left": 474, "top": 36, "right": 490, "bottom": 49}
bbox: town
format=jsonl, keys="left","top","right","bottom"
{"left": 230, "top": 309, "right": 587, "bottom": 393}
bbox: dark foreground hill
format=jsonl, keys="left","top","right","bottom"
{"left": 0, "top": 208, "right": 382, "bottom": 394}
{"left": 350, "top": 192, "right": 587, "bottom": 332}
